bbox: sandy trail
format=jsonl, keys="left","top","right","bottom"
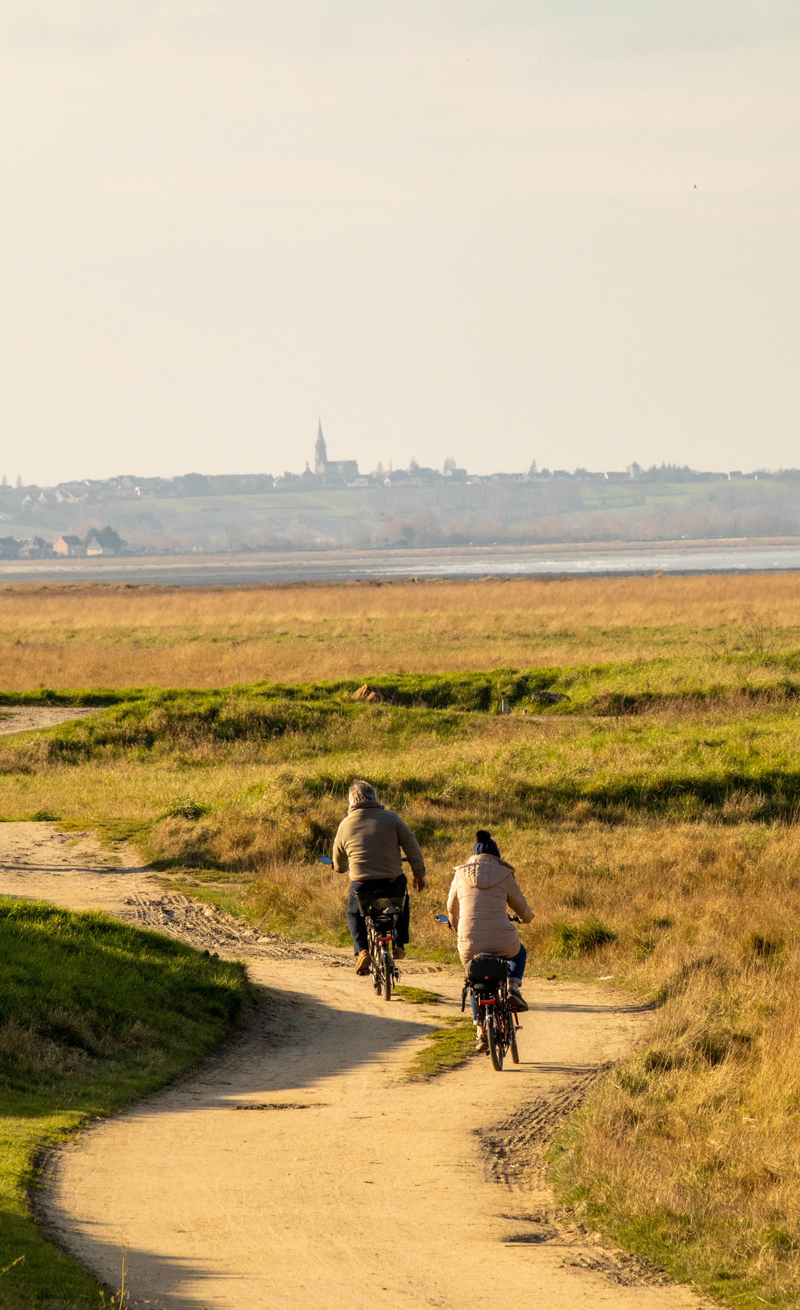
{"left": 0, "top": 824, "right": 707, "bottom": 1310}
{"left": 0, "top": 707, "right": 98, "bottom": 737}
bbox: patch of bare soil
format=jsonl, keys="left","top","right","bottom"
{"left": 118, "top": 890, "right": 352, "bottom": 965}
{"left": 0, "top": 706, "right": 97, "bottom": 736}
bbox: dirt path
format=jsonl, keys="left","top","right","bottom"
{"left": 0, "top": 825, "right": 708, "bottom": 1310}
{"left": 0, "top": 707, "right": 98, "bottom": 736}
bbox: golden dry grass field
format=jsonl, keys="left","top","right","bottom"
{"left": 4, "top": 572, "right": 800, "bottom": 1308}
{"left": 3, "top": 571, "right": 800, "bottom": 688}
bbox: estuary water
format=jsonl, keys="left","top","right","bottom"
{"left": 2, "top": 540, "right": 800, "bottom": 585}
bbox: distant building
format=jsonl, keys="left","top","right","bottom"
{"left": 0, "top": 536, "right": 21, "bottom": 559}
{"left": 85, "top": 527, "right": 124, "bottom": 556}
{"left": 19, "top": 536, "right": 54, "bottom": 559}
{"left": 53, "top": 535, "right": 86, "bottom": 557}
{"left": 314, "top": 421, "right": 359, "bottom": 482}
{"left": 321, "top": 459, "right": 359, "bottom": 482}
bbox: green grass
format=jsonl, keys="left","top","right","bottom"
{"left": 7, "top": 681, "right": 800, "bottom": 835}
{"left": 0, "top": 900, "right": 248, "bottom": 1309}
{"left": 405, "top": 1018, "right": 475, "bottom": 1081}
{"left": 2, "top": 640, "right": 800, "bottom": 717}
{"left": 0, "top": 689, "right": 137, "bottom": 708}
{"left": 394, "top": 986, "right": 441, "bottom": 1005}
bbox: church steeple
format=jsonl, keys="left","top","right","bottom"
{"left": 315, "top": 420, "right": 328, "bottom": 474}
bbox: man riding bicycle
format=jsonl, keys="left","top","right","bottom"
{"left": 333, "top": 779, "right": 427, "bottom": 975}
{"left": 447, "top": 830, "right": 533, "bottom": 1052}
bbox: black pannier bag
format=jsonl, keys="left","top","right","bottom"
{"left": 467, "top": 953, "right": 509, "bottom": 983}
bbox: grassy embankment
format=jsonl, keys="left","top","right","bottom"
{"left": 3, "top": 574, "right": 800, "bottom": 1305}
{"left": 0, "top": 901, "right": 247, "bottom": 1309}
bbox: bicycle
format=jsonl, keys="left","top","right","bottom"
{"left": 319, "top": 856, "right": 407, "bottom": 1001}
{"left": 361, "top": 889, "right": 406, "bottom": 1001}
{"left": 435, "top": 913, "right": 522, "bottom": 1072}
{"left": 464, "top": 953, "right": 521, "bottom": 1070}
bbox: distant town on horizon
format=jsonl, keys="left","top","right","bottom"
{"left": 2, "top": 425, "right": 800, "bottom": 561}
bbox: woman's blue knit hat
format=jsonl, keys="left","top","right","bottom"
{"left": 473, "top": 829, "right": 501, "bottom": 858}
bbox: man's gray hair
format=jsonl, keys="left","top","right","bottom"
{"left": 348, "top": 779, "right": 377, "bottom": 808}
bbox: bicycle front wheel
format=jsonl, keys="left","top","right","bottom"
{"left": 370, "top": 944, "right": 382, "bottom": 993}
{"left": 509, "top": 1016, "right": 520, "bottom": 1064}
{"left": 488, "top": 1014, "right": 503, "bottom": 1071}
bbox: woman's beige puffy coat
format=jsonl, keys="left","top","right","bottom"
{"left": 446, "top": 854, "right": 533, "bottom": 966}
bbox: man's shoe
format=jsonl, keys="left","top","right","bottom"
{"left": 355, "top": 950, "right": 371, "bottom": 976}
{"left": 508, "top": 989, "right": 529, "bottom": 1012}
{"left": 394, "top": 945, "right": 406, "bottom": 960}
{"left": 475, "top": 1029, "right": 489, "bottom": 1053}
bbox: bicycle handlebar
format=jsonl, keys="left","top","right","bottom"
{"left": 435, "top": 911, "right": 520, "bottom": 924}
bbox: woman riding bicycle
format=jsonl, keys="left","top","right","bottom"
{"left": 447, "top": 830, "right": 533, "bottom": 1053}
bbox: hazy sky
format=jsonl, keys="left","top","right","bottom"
{"left": 1, "top": 1, "right": 798, "bottom": 483}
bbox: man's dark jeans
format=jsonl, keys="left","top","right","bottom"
{"left": 347, "top": 874, "right": 409, "bottom": 955}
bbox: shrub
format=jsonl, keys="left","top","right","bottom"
{"left": 550, "top": 918, "right": 617, "bottom": 958}
{"left": 159, "top": 799, "right": 211, "bottom": 821}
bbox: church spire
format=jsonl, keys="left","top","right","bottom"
{"left": 315, "top": 420, "right": 328, "bottom": 474}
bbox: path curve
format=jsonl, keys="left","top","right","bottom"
{"left": 0, "top": 825, "right": 708, "bottom": 1310}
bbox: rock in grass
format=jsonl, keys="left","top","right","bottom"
{"left": 351, "top": 684, "right": 398, "bottom": 704}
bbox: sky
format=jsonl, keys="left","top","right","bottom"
{"left": 0, "top": 1, "right": 798, "bottom": 484}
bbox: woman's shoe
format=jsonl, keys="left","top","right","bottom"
{"left": 355, "top": 950, "right": 371, "bottom": 975}
{"left": 508, "top": 989, "right": 529, "bottom": 1012}
{"left": 475, "top": 1029, "right": 489, "bottom": 1053}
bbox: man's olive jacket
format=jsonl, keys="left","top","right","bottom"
{"left": 332, "top": 801, "right": 425, "bottom": 882}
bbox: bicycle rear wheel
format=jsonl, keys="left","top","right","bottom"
{"left": 381, "top": 950, "right": 393, "bottom": 1000}
{"left": 488, "top": 1014, "right": 503, "bottom": 1071}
